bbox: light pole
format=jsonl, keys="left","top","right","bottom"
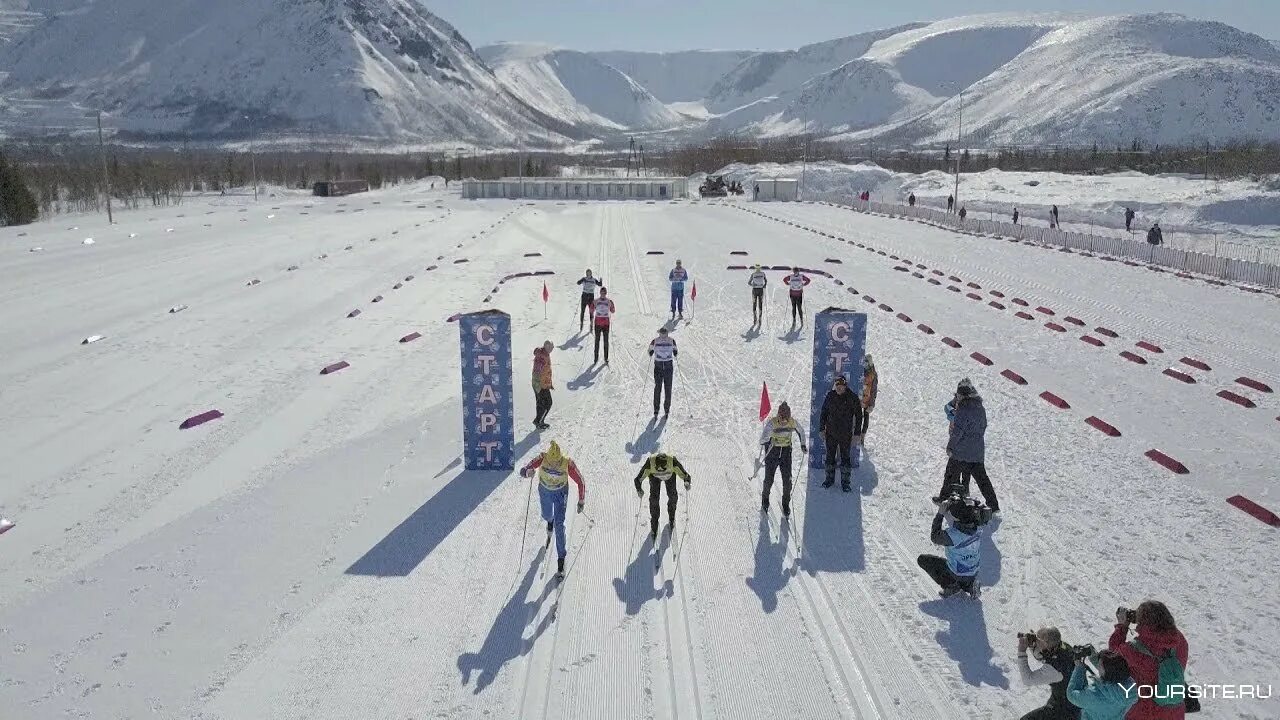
{"left": 244, "top": 115, "right": 259, "bottom": 202}
{"left": 953, "top": 88, "right": 964, "bottom": 212}
{"left": 800, "top": 112, "right": 809, "bottom": 200}
{"left": 88, "top": 111, "right": 113, "bottom": 224}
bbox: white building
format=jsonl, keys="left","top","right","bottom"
{"left": 463, "top": 177, "right": 688, "bottom": 201}
{"left": 751, "top": 178, "right": 799, "bottom": 202}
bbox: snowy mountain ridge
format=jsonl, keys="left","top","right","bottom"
{"left": 478, "top": 43, "right": 687, "bottom": 134}
{"left": 0, "top": 0, "right": 574, "bottom": 145}
{"left": 0, "top": 8, "right": 1276, "bottom": 147}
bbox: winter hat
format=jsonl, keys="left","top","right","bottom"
{"left": 777, "top": 402, "right": 791, "bottom": 419}
{"left": 863, "top": 354, "right": 874, "bottom": 368}
{"left": 657, "top": 327, "right": 669, "bottom": 335}
{"left": 957, "top": 378, "right": 977, "bottom": 397}
{"left": 834, "top": 375, "right": 848, "bottom": 387}
{"left": 599, "top": 287, "right": 608, "bottom": 296}
{"left": 546, "top": 441, "right": 562, "bottom": 462}
{"left": 542, "top": 340, "right": 553, "bottom": 352}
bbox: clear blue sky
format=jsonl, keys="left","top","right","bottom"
{"left": 422, "top": 0, "right": 1279, "bottom": 52}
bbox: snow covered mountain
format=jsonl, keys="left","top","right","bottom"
{"left": 701, "top": 13, "right": 1280, "bottom": 147}
{"left": 587, "top": 49, "right": 756, "bottom": 103}
{"left": 479, "top": 43, "right": 685, "bottom": 133}
{"left": 0, "top": 8, "right": 1276, "bottom": 147}
{"left": 703, "top": 25, "right": 926, "bottom": 114}
{"left": 866, "top": 13, "right": 1280, "bottom": 147}
{"left": 0, "top": 0, "right": 573, "bottom": 145}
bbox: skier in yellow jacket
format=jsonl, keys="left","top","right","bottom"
{"left": 633, "top": 452, "right": 692, "bottom": 540}
{"left": 759, "top": 402, "right": 807, "bottom": 516}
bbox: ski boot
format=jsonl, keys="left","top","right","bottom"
{"left": 939, "top": 584, "right": 964, "bottom": 598}
{"left": 760, "top": 496, "right": 769, "bottom": 513}
{"left": 821, "top": 473, "right": 835, "bottom": 489}
{"left": 781, "top": 503, "right": 790, "bottom": 517}
{"left": 556, "top": 557, "right": 565, "bottom": 579}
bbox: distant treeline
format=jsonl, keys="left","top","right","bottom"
{"left": 1, "top": 143, "right": 562, "bottom": 221}
{"left": 655, "top": 137, "right": 1280, "bottom": 179}
{"left": 3, "top": 136, "right": 1278, "bottom": 225}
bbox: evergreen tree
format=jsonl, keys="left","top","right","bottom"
{"left": 0, "top": 150, "right": 39, "bottom": 226}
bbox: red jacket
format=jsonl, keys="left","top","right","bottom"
{"left": 1108, "top": 623, "right": 1188, "bottom": 720}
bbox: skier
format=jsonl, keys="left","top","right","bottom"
{"left": 947, "top": 195, "right": 955, "bottom": 213}
{"left": 633, "top": 451, "right": 692, "bottom": 540}
{"left": 858, "top": 353, "right": 877, "bottom": 449}
{"left": 818, "top": 375, "right": 861, "bottom": 491}
{"left": 783, "top": 266, "right": 811, "bottom": 326}
{"left": 1124, "top": 207, "right": 1135, "bottom": 233}
{"left": 520, "top": 441, "right": 586, "bottom": 578}
{"left": 748, "top": 264, "right": 768, "bottom": 325}
{"left": 908, "top": 192, "right": 917, "bottom": 207}
{"left": 592, "top": 288, "right": 615, "bottom": 365}
{"left": 938, "top": 378, "right": 1000, "bottom": 512}
{"left": 1051, "top": 204, "right": 1060, "bottom": 229}
{"left": 668, "top": 260, "right": 689, "bottom": 319}
{"left": 648, "top": 326, "right": 677, "bottom": 416}
{"left": 759, "top": 401, "right": 808, "bottom": 516}
{"left": 917, "top": 493, "right": 991, "bottom": 597}
{"left": 532, "top": 340, "right": 554, "bottom": 430}
{"left": 1013, "top": 208, "right": 1020, "bottom": 225}
{"left": 1146, "top": 223, "right": 1163, "bottom": 246}
{"left": 576, "top": 269, "right": 603, "bottom": 332}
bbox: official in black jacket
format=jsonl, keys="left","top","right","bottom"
{"left": 819, "top": 375, "right": 863, "bottom": 491}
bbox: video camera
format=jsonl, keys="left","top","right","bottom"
{"left": 938, "top": 492, "right": 994, "bottom": 527}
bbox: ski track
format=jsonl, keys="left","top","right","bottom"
{"left": 754, "top": 203, "right": 1280, "bottom": 405}
{"left": 3, "top": 193, "right": 1278, "bottom": 720}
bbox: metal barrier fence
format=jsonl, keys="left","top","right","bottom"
{"left": 807, "top": 194, "right": 1280, "bottom": 290}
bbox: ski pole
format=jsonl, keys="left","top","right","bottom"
{"left": 514, "top": 474, "right": 534, "bottom": 580}
{"left": 672, "top": 486, "right": 691, "bottom": 571}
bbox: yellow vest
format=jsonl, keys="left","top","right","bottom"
{"left": 538, "top": 454, "right": 570, "bottom": 491}
{"left": 769, "top": 417, "right": 797, "bottom": 447}
{"left": 644, "top": 455, "right": 687, "bottom": 481}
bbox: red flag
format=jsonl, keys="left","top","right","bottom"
{"left": 759, "top": 382, "right": 772, "bottom": 421}
{"left": 691, "top": 282, "right": 697, "bottom": 300}
{"left": 542, "top": 282, "right": 549, "bottom": 303}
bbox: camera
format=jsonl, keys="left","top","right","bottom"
{"left": 1069, "top": 644, "right": 1096, "bottom": 660}
{"left": 1118, "top": 606, "right": 1138, "bottom": 624}
{"left": 1017, "top": 630, "right": 1036, "bottom": 642}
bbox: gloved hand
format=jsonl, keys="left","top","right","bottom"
{"left": 683, "top": 479, "right": 691, "bottom": 490}
{"left": 636, "top": 487, "right": 644, "bottom": 498}
{"left": 800, "top": 445, "right": 809, "bottom": 454}
{"left": 577, "top": 502, "right": 584, "bottom": 514}
{"left": 521, "top": 468, "right": 533, "bottom": 478}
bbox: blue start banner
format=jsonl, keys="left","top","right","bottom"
{"left": 458, "top": 310, "right": 515, "bottom": 471}
{"left": 808, "top": 308, "right": 868, "bottom": 468}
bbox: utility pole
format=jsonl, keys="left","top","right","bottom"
{"left": 953, "top": 89, "right": 963, "bottom": 212}
{"left": 801, "top": 112, "right": 808, "bottom": 200}
{"left": 245, "top": 115, "right": 259, "bottom": 201}
{"left": 95, "top": 111, "right": 113, "bottom": 224}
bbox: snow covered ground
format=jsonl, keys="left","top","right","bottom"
{"left": 1, "top": 186, "right": 1278, "bottom": 719}
{"left": 716, "top": 161, "right": 1280, "bottom": 261}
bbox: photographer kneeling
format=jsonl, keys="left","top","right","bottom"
{"left": 1067, "top": 650, "right": 1138, "bottom": 720}
{"left": 1016, "top": 627, "right": 1081, "bottom": 720}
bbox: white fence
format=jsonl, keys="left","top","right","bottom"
{"left": 809, "top": 194, "right": 1280, "bottom": 290}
